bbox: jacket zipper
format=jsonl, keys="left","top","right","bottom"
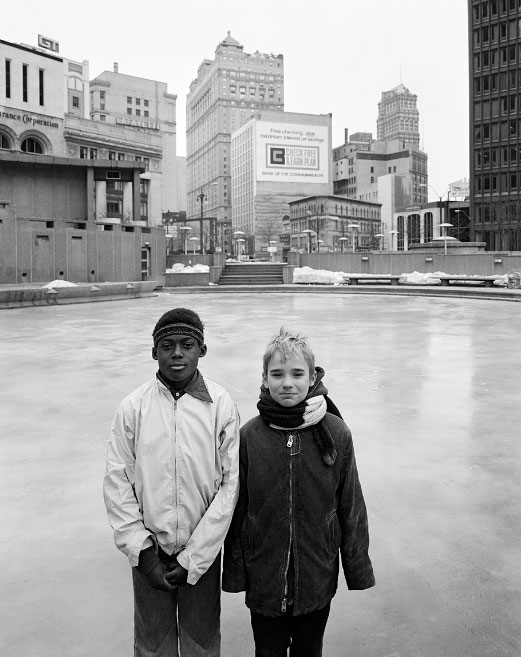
{"left": 282, "top": 432, "right": 294, "bottom": 612}
{"left": 173, "top": 398, "right": 179, "bottom": 547}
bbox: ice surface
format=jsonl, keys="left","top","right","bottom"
{"left": 1, "top": 292, "right": 520, "bottom": 657}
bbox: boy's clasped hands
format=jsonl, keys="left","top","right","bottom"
{"left": 138, "top": 546, "right": 188, "bottom": 591}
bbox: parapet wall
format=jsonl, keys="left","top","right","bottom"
{"left": 0, "top": 280, "right": 161, "bottom": 309}
{"left": 289, "top": 252, "right": 521, "bottom": 276}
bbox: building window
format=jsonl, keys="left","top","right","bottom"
{"left": 106, "top": 180, "right": 123, "bottom": 191}
{"left": 99, "top": 115, "right": 106, "bottom": 121}
{"left": 135, "top": 98, "right": 141, "bottom": 105}
{"left": 108, "top": 150, "right": 116, "bottom": 160}
{"left": 144, "top": 99, "right": 149, "bottom": 107}
{"left": 80, "top": 146, "right": 88, "bottom": 158}
{"left": 90, "top": 148, "right": 98, "bottom": 159}
{"left": 144, "top": 111, "right": 149, "bottom": 117}
{"left": 72, "top": 96, "right": 80, "bottom": 108}
{"left": 107, "top": 201, "right": 122, "bottom": 215}
{"left": 39, "top": 69, "right": 44, "bottom": 106}
{"left": 136, "top": 109, "right": 141, "bottom": 116}
{"left": 0, "top": 133, "right": 10, "bottom": 149}
{"left": 118, "top": 152, "right": 125, "bottom": 160}
{"left": 127, "top": 108, "right": 132, "bottom": 115}
{"left": 5, "top": 59, "right": 11, "bottom": 98}
{"left": 107, "top": 179, "right": 123, "bottom": 191}
{"left": 21, "top": 137, "right": 43, "bottom": 153}
{"left": 127, "top": 96, "right": 132, "bottom": 104}
{"left": 22, "top": 64, "right": 28, "bottom": 102}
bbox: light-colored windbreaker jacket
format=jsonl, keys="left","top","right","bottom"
{"left": 104, "top": 374, "right": 240, "bottom": 585}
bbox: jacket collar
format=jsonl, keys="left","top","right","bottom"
{"left": 156, "top": 370, "right": 213, "bottom": 402}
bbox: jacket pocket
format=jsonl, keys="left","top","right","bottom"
{"left": 327, "top": 510, "right": 341, "bottom": 551}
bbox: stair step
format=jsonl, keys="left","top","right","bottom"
{"left": 218, "top": 262, "right": 284, "bottom": 285}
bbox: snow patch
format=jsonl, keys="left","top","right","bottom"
{"left": 166, "top": 263, "right": 210, "bottom": 273}
{"left": 42, "top": 280, "right": 78, "bottom": 288}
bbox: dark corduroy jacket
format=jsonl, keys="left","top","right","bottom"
{"left": 222, "top": 413, "right": 375, "bottom": 617}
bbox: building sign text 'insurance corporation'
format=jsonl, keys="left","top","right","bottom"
{"left": 256, "top": 121, "right": 329, "bottom": 183}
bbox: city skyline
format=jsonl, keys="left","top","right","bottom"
{"left": 2, "top": 0, "right": 469, "bottom": 202}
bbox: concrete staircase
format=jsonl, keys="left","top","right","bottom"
{"left": 218, "top": 263, "right": 285, "bottom": 286}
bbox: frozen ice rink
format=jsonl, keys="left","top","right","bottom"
{"left": 1, "top": 292, "right": 520, "bottom": 657}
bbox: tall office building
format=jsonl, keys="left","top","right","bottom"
{"left": 469, "top": 0, "right": 521, "bottom": 250}
{"left": 377, "top": 84, "right": 420, "bottom": 149}
{"left": 333, "top": 126, "right": 428, "bottom": 236}
{"left": 186, "top": 33, "right": 284, "bottom": 230}
{"left": 231, "top": 110, "right": 332, "bottom": 257}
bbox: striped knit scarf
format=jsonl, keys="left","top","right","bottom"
{"left": 257, "top": 367, "right": 342, "bottom": 466}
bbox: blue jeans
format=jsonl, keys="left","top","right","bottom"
{"left": 250, "top": 603, "right": 331, "bottom": 657}
{"left": 132, "top": 555, "right": 221, "bottom": 657}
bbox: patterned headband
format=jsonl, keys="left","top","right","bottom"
{"left": 153, "top": 323, "right": 204, "bottom": 347}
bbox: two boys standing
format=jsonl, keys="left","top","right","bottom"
{"left": 103, "top": 308, "right": 374, "bottom": 657}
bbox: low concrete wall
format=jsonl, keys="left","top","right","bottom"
{"left": 288, "top": 252, "right": 521, "bottom": 276}
{"left": 283, "top": 265, "right": 295, "bottom": 284}
{"left": 209, "top": 267, "right": 222, "bottom": 284}
{"left": 0, "top": 281, "right": 161, "bottom": 309}
{"left": 164, "top": 273, "right": 210, "bottom": 287}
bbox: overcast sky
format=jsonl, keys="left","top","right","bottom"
{"left": 3, "top": 0, "right": 469, "bottom": 200}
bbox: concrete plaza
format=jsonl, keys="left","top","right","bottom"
{"left": 1, "top": 292, "right": 520, "bottom": 657}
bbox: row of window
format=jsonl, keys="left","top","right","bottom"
{"left": 126, "top": 108, "right": 150, "bottom": 117}
{"left": 105, "top": 200, "right": 148, "bottom": 220}
{"left": 475, "top": 171, "right": 521, "bottom": 191}
{"left": 290, "top": 205, "right": 379, "bottom": 220}
{"left": 472, "top": 0, "right": 521, "bottom": 22}
{"left": 473, "top": 19, "right": 521, "bottom": 46}
{"left": 474, "top": 119, "right": 520, "bottom": 139}
{"left": 474, "top": 94, "right": 521, "bottom": 118}
{"left": 106, "top": 179, "right": 149, "bottom": 195}
{"left": 80, "top": 147, "right": 151, "bottom": 169}
{"left": 474, "top": 69, "right": 521, "bottom": 94}
{"left": 127, "top": 97, "right": 149, "bottom": 107}
{"left": 0, "top": 133, "right": 154, "bottom": 168}
{"left": 218, "top": 69, "right": 282, "bottom": 81}
{"left": 396, "top": 215, "right": 434, "bottom": 244}
{"left": 0, "top": 133, "right": 43, "bottom": 153}
{"left": 475, "top": 144, "right": 521, "bottom": 167}
{"left": 3, "top": 59, "right": 44, "bottom": 105}
{"left": 473, "top": 199, "right": 521, "bottom": 223}
{"left": 473, "top": 44, "right": 521, "bottom": 70}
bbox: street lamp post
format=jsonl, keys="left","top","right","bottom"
{"left": 439, "top": 222, "right": 454, "bottom": 256}
{"left": 348, "top": 223, "right": 360, "bottom": 253}
{"left": 189, "top": 236, "right": 199, "bottom": 255}
{"left": 196, "top": 189, "right": 207, "bottom": 254}
{"left": 179, "top": 225, "right": 192, "bottom": 256}
{"left": 388, "top": 229, "right": 399, "bottom": 273}
{"left": 339, "top": 236, "right": 349, "bottom": 253}
{"left": 236, "top": 238, "right": 245, "bottom": 260}
{"left": 374, "top": 233, "right": 384, "bottom": 253}
{"left": 233, "top": 230, "right": 245, "bottom": 260}
{"left": 388, "top": 229, "right": 398, "bottom": 251}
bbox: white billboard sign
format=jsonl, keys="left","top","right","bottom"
{"left": 256, "top": 121, "right": 329, "bottom": 183}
